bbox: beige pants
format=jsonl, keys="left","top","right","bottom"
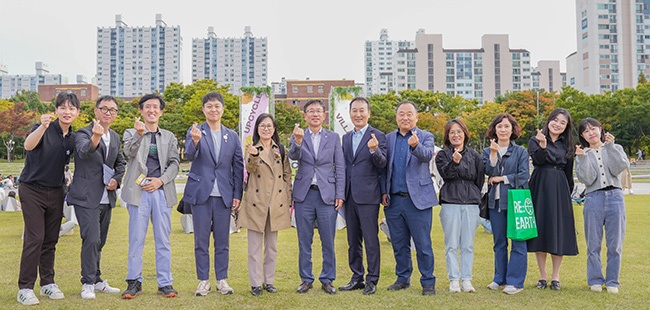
{"left": 247, "top": 215, "right": 278, "bottom": 287}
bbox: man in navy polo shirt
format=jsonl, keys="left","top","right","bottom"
{"left": 17, "top": 92, "right": 80, "bottom": 306}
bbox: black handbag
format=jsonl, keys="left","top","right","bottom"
{"left": 479, "top": 187, "right": 490, "bottom": 220}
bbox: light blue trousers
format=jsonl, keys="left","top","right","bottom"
{"left": 440, "top": 204, "right": 480, "bottom": 281}
{"left": 583, "top": 189, "right": 626, "bottom": 287}
{"left": 126, "top": 190, "right": 173, "bottom": 286}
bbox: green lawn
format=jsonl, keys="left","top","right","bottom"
{"left": 0, "top": 195, "right": 647, "bottom": 309}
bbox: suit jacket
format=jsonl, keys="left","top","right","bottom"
{"left": 385, "top": 127, "right": 438, "bottom": 210}
{"left": 342, "top": 125, "right": 387, "bottom": 205}
{"left": 183, "top": 123, "right": 244, "bottom": 206}
{"left": 289, "top": 127, "right": 345, "bottom": 206}
{"left": 121, "top": 127, "right": 179, "bottom": 207}
{"left": 67, "top": 123, "right": 126, "bottom": 209}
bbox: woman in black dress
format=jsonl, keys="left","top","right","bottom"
{"left": 527, "top": 108, "right": 578, "bottom": 291}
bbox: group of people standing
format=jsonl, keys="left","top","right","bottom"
{"left": 14, "top": 91, "right": 628, "bottom": 306}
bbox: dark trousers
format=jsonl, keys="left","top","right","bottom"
{"left": 345, "top": 196, "right": 380, "bottom": 284}
{"left": 18, "top": 183, "right": 65, "bottom": 289}
{"left": 192, "top": 196, "right": 231, "bottom": 281}
{"left": 75, "top": 203, "right": 112, "bottom": 285}
{"left": 384, "top": 195, "right": 436, "bottom": 287}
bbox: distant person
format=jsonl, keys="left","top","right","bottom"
{"left": 121, "top": 94, "right": 180, "bottom": 299}
{"left": 17, "top": 92, "right": 80, "bottom": 306}
{"left": 575, "top": 118, "right": 629, "bottom": 294}
{"left": 67, "top": 95, "right": 126, "bottom": 299}
{"left": 620, "top": 167, "right": 633, "bottom": 195}
{"left": 183, "top": 92, "right": 243, "bottom": 296}
{"left": 1, "top": 191, "right": 21, "bottom": 211}
{"left": 237, "top": 113, "right": 291, "bottom": 296}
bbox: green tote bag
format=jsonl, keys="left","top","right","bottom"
{"left": 507, "top": 188, "right": 538, "bottom": 241}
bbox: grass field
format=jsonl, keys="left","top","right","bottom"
{"left": 0, "top": 195, "right": 647, "bottom": 309}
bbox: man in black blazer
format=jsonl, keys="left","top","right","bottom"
{"left": 339, "top": 97, "right": 387, "bottom": 295}
{"left": 67, "top": 95, "right": 126, "bottom": 300}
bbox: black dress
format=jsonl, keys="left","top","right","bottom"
{"left": 526, "top": 137, "right": 578, "bottom": 256}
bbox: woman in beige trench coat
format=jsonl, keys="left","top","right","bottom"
{"left": 236, "top": 113, "right": 292, "bottom": 296}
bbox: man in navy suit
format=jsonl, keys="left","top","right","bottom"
{"left": 67, "top": 95, "right": 126, "bottom": 300}
{"left": 289, "top": 99, "right": 345, "bottom": 295}
{"left": 339, "top": 97, "right": 386, "bottom": 295}
{"left": 183, "top": 92, "right": 243, "bottom": 296}
{"left": 382, "top": 100, "right": 438, "bottom": 295}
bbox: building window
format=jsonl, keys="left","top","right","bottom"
{"left": 318, "top": 85, "right": 324, "bottom": 93}
{"left": 292, "top": 85, "right": 298, "bottom": 93}
{"left": 307, "top": 85, "right": 313, "bottom": 93}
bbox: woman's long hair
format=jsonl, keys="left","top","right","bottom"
{"left": 252, "top": 113, "right": 280, "bottom": 146}
{"left": 541, "top": 108, "right": 575, "bottom": 158}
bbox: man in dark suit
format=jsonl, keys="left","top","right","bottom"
{"left": 382, "top": 100, "right": 438, "bottom": 295}
{"left": 67, "top": 95, "right": 126, "bottom": 300}
{"left": 289, "top": 99, "right": 345, "bottom": 295}
{"left": 339, "top": 97, "right": 387, "bottom": 295}
{"left": 183, "top": 91, "right": 243, "bottom": 296}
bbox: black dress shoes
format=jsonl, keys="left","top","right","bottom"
{"left": 322, "top": 283, "right": 336, "bottom": 294}
{"left": 422, "top": 285, "right": 436, "bottom": 295}
{"left": 339, "top": 281, "right": 365, "bottom": 291}
{"left": 264, "top": 284, "right": 277, "bottom": 293}
{"left": 387, "top": 281, "right": 410, "bottom": 291}
{"left": 296, "top": 282, "right": 313, "bottom": 293}
{"left": 363, "top": 282, "right": 377, "bottom": 295}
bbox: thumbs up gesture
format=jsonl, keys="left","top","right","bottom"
{"left": 408, "top": 130, "right": 419, "bottom": 147}
{"left": 134, "top": 117, "right": 145, "bottom": 136}
{"left": 91, "top": 120, "right": 105, "bottom": 137}
{"left": 293, "top": 123, "right": 304, "bottom": 145}
{"left": 536, "top": 129, "right": 547, "bottom": 149}
{"left": 190, "top": 122, "right": 201, "bottom": 144}
{"left": 452, "top": 147, "right": 462, "bottom": 164}
{"left": 367, "top": 133, "right": 379, "bottom": 151}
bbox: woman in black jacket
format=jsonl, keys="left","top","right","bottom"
{"left": 435, "top": 118, "right": 484, "bottom": 293}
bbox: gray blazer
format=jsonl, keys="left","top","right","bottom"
{"left": 121, "top": 127, "right": 179, "bottom": 207}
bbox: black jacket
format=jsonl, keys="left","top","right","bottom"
{"left": 435, "top": 145, "right": 484, "bottom": 204}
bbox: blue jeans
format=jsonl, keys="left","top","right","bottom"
{"left": 384, "top": 195, "right": 435, "bottom": 287}
{"left": 489, "top": 206, "right": 527, "bottom": 288}
{"left": 583, "top": 189, "right": 626, "bottom": 287}
{"left": 126, "top": 190, "right": 173, "bottom": 286}
{"left": 440, "top": 204, "right": 480, "bottom": 281}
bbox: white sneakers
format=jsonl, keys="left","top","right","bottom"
{"left": 81, "top": 284, "right": 96, "bottom": 300}
{"left": 17, "top": 289, "right": 39, "bottom": 306}
{"left": 216, "top": 279, "right": 234, "bottom": 295}
{"left": 94, "top": 280, "right": 120, "bottom": 293}
{"left": 502, "top": 285, "right": 523, "bottom": 295}
{"left": 40, "top": 283, "right": 65, "bottom": 299}
{"left": 462, "top": 280, "right": 476, "bottom": 293}
{"left": 449, "top": 280, "right": 461, "bottom": 293}
{"left": 195, "top": 280, "right": 211, "bottom": 296}
{"left": 486, "top": 282, "right": 501, "bottom": 290}
{"left": 590, "top": 284, "right": 603, "bottom": 292}
{"left": 606, "top": 286, "right": 619, "bottom": 294}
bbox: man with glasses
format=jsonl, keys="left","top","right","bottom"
{"left": 183, "top": 91, "right": 243, "bottom": 296}
{"left": 290, "top": 100, "right": 345, "bottom": 295}
{"left": 67, "top": 95, "right": 126, "bottom": 300}
{"left": 121, "top": 93, "right": 180, "bottom": 299}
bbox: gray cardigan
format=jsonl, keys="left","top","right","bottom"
{"left": 575, "top": 142, "right": 629, "bottom": 194}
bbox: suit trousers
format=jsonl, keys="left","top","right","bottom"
{"left": 192, "top": 196, "right": 231, "bottom": 281}
{"left": 345, "top": 197, "right": 380, "bottom": 284}
{"left": 295, "top": 188, "right": 337, "bottom": 284}
{"left": 384, "top": 195, "right": 436, "bottom": 287}
{"left": 126, "top": 190, "right": 173, "bottom": 286}
{"left": 489, "top": 205, "right": 527, "bottom": 288}
{"left": 75, "top": 203, "right": 112, "bottom": 285}
{"left": 247, "top": 213, "right": 278, "bottom": 287}
{"left": 18, "top": 183, "right": 65, "bottom": 289}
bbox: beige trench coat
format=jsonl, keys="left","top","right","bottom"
{"left": 238, "top": 141, "right": 292, "bottom": 232}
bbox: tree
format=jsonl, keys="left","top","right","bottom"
{"left": 10, "top": 90, "right": 49, "bottom": 114}
{"left": 274, "top": 101, "right": 304, "bottom": 146}
{"left": 0, "top": 102, "right": 37, "bottom": 161}
{"left": 638, "top": 72, "right": 647, "bottom": 85}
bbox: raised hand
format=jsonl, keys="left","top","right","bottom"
{"left": 604, "top": 132, "right": 615, "bottom": 144}
{"left": 92, "top": 119, "right": 104, "bottom": 136}
{"left": 293, "top": 123, "right": 304, "bottom": 145}
{"left": 536, "top": 129, "right": 547, "bottom": 149}
{"left": 190, "top": 122, "right": 201, "bottom": 144}
{"left": 489, "top": 139, "right": 499, "bottom": 154}
{"left": 452, "top": 148, "right": 462, "bottom": 164}
{"left": 134, "top": 117, "right": 145, "bottom": 135}
{"left": 247, "top": 143, "right": 259, "bottom": 155}
{"left": 575, "top": 145, "right": 585, "bottom": 156}
{"left": 40, "top": 113, "right": 56, "bottom": 129}
{"left": 367, "top": 133, "right": 379, "bottom": 151}
{"left": 408, "top": 130, "right": 419, "bottom": 147}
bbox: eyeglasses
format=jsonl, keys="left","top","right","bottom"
{"left": 449, "top": 131, "right": 464, "bottom": 136}
{"left": 98, "top": 107, "right": 118, "bottom": 115}
{"left": 259, "top": 124, "right": 274, "bottom": 129}
{"left": 306, "top": 109, "right": 324, "bottom": 114}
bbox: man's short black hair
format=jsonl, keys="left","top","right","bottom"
{"left": 138, "top": 93, "right": 165, "bottom": 110}
{"left": 202, "top": 92, "right": 225, "bottom": 106}
{"left": 55, "top": 92, "right": 81, "bottom": 109}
